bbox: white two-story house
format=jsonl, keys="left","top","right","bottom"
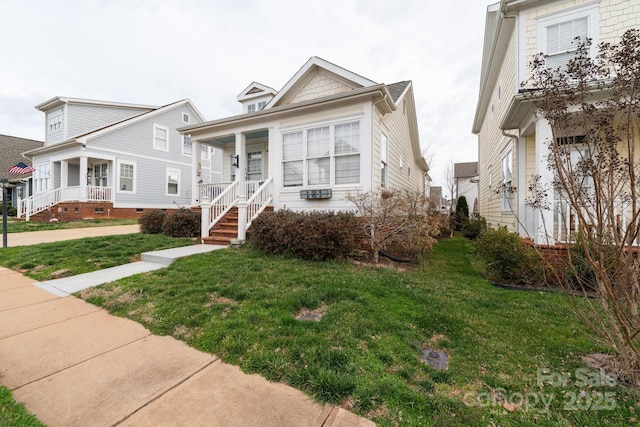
{"left": 473, "top": 0, "right": 639, "bottom": 244}
{"left": 21, "top": 97, "right": 218, "bottom": 221}
{"left": 181, "top": 56, "right": 429, "bottom": 243}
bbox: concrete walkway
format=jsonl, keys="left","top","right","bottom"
{"left": 0, "top": 227, "right": 375, "bottom": 426}
{"left": 4, "top": 224, "right": 141, "bottom": 247}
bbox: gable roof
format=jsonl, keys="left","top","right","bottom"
{"left": 386, "top": 81, "right": 411, "bottom": 103}
{"left": 266, "top": 56, "right": 377, "bottom": 108}
{"left": 237, "top": 82, "right": 277, "bottom": 102}
{"left": 454, "top": 162, "right": 479, "bottom": 178}
{"left": 24, "top": 99, "right": 204, "bottom": 157}
{"left": 0, "top": 134, "right": 44, "bottom": 180}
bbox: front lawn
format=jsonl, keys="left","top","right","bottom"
{"left": 0, "top": 234, "right": 193, "bottom": 281}
{"left": 0, "top": 386, "right": 44, "bottom": 427}
{"left": 78, "top": 237, "right": 639, "bottom": 426}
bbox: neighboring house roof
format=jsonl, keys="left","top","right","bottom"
{"left": 23, "top": 99, "right": 204, "bottom": 157}
{"left": 454, "top": 162, "right": 478, "bottom": 179}
{"left": 0, "top": 134, "right": 44, "bottom": 181}
{"left": 35, "top": 96, "right": 159, "bottom": 113}
{"left": 386, "top": 81, "right": 411, "bottom": 103}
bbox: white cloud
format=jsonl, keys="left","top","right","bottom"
{"left": 0, "top": 0, "right": 492, "bottom": 185}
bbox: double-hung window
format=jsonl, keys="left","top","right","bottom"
{"left": 118, "top": 161, "right": 135, "bottom": 192}
{"left": 153, "top": 124, "right": 169, "bottom": 151}
{"left": 282, "top": 121, "right": 360, "bottom": 187}
{"left": 182, "top": 135, "right": 192, "bottom": 155}
{"left": 166, "top": 168, "right": 180, "bottom": 195}
{"left": 501, "top": 150, "right": 513, "bottom": 211}
{"left": 538, "top": 4, "right": 598, "bottom": 70}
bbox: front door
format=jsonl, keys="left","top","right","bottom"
{"left": 247, "top": 151, "right": 263, "bottom": 182}
{"left": 93, "top": 163, "right": 108, "bottom": 187}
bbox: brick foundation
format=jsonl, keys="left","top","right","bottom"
{"left": 28, "top": 203, "right": 189, "bottom": 222}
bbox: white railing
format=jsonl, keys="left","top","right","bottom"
{"left": 201, "top": 181, "right": 239, "bottom": 238}
{"left": 87, "top": 186, "right": 112, "bottom": 201}
{"left": 18, "top": 188, "right": 62, "bottom": 220}
{"left": 199, "top": 182, "right": 234, "bottom": 203}
{"left": 245, "top": 177, "right": 273, "bottom": 229}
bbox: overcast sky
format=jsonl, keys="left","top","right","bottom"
{"left": 0, "top": 0, "right": 492, "bottom": 187}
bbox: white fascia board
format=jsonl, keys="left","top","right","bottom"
{"left": 35, "top": 96, "right": 158, "bottom": 112}
{"left": 266, "top": 56, "right": 377, "bottom": 109}
{"left": 237, "top": 82, "right": 277, "bottom": 102}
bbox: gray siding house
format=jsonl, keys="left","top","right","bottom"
{"left": 20, "top": 97, "right": 217, "bottom": 220}
{"left": 0, "top": 134, "right": 44, "bottom": 207}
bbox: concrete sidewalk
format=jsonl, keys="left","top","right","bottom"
{"left": 0, "top": 268, "right": 374, "bottom": 426}
{"left": 4, "top": 224, "right": 142, "bottom": 247}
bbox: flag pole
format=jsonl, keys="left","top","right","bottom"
{"left": 1, "top": 178, "right": 8, "bottom": 248}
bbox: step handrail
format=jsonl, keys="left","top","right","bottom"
{"left": 201, "top": 181, "right": 239, "bottom": 238}
{"left": 245, "top": 176, "right": 273, "bottom": 229}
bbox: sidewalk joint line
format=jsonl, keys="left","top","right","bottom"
{"left": 112, "top": 356, "right": 220, "bottom": 426}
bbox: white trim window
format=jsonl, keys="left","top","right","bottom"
{"left": 257, "top": 101, "right": 266, "bottom": 110}
{"left": 201, "top": 144, "right": 209, "bottom": 160}
{"left": 153, "top": 124, "right": 169, "bottom": 151}
{"left": 182, "top": 135, "right": 192, "bottom": 156}
{"left": 33, "top": 163, "right": 51, "bottom": 193}
{"left": 282, "top": 121, "right": 360, "bottom": 187}
{"left": 166, "top": 168, "right": 180, "bottom": 196}
{"left": 501, "top": 150, "right": 513, "bottom": 211}
{"left": 247, "top": 104, "right": 256, "bottom": 113}
{"left": 538, "top": 4, "right": 599, "bottom": 70}
{"left": 48, "top": 110, "right": 63, "bottom": 132}
{"left": 118, "top": 161, "right": 135, "bottom": 193}
{"left": 381, "top": 132, "right": 388, "bottom": 188}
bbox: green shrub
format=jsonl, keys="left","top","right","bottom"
{"left": 473, "top": 227, "right": 546, "bottom": 286}
{"left": 455, "top": 196, "right": 469, "bottom": 218}
{"left": 461, "top": 216, "right": 486, "bottom": 240}
{"left": 7, "top": 206, "right": 17, "bottom": 217}
{"left": 161, "top": 209, "right": 200, "bottom": 238}
{"left": 138, "top": 209, "right": 167, "bottom": 234}
{"left": 249, "top": 210, "right": 361, "bottom": 261}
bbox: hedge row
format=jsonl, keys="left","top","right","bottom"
{"left": 249, "top": 210, "right": 361, "bottom": 261}
{"left": 139, "top": 209, "right": 200, "bottom": 238}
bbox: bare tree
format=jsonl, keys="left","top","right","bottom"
{"left": 443, "top": 158, "right": 456, "bottom": 213}
{"left": 524, "top": 30, "right": 640, "bottom": 385}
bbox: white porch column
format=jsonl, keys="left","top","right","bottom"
{"left": 517, "top": 135, "right": 527, "bottom": 237}
{"left": 191, "top": 139, "right": 202, "bottom": 206}
{"left": 60, "top": 160, "right": 69, "bottom": 191}
{"left": 79, "top": 156, "right": 88, "bottom": 202}
{"left": 236, "top": 194, "right": 247, "bottom": 242}
{"left": 235, "top": 132, "right": 246, "bottom": 197}
{"left": 200, "top": 194, "right": 210, "bottom": 242}
{"left": 535, "top": 119, "right": 555, "bottom": 244}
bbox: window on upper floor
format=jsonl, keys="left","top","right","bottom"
{"left": 538, "top": 4, "right": 599, "bottom": 70}
{"left": 247, "top": 104, "right": 256, "bottom": 113}
{"left": 182, "top": 135, "right": 192, "bottom": 155}
{"left": 257, "top": 101, "right": 266, "bottom": 110}
{"left": 282, "top": 121, "right": 360, "bottom": 187}
{"left": 48, "top": 111, "right": 62, "bottom": 132}
{"left": 182, "top": 113, "right": 190, "bottom": 124}
{"left": 153, "top": 124, "right": 169, "bottom": 151}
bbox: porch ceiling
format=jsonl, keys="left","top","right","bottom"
{"left": 201, "top": 129, "right": 268, "bottom": 147}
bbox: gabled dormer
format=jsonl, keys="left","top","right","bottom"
{"left": 237, "top": 82, "right": 277, "bottom": 114}
{"left": 35, "top": 96, "right": 157, "bottom": 146}
{"left": 266, "top": 56, "right": 377, "bottom": 108}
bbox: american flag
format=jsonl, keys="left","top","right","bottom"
{"left": 9, "top": 161, "right": 36, "bottom": 174}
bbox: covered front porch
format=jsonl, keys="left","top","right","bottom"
{"left": 190, "top": 128, "right": 274, "bottom": 243}
{"left": 18, "top": 155, "right": 115, "bottom": 220}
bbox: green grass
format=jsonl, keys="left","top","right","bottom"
{"left": 0, "top": 234, "right": 193, "bottom": 281}
{"left": 76, "top": 237, "right": 639, "bottom": 426}
{"left": 3, "top": 218, "right": 138, "bottom": 233}
{"left": 0, "top": 386, "right": 45, "bottom": 427}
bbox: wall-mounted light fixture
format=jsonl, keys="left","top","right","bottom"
{"left": 230, "top": 154, "right": 239, "bottom": 168}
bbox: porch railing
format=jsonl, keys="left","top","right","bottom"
{"left": 17, "top": 188, "right": 62, "bottom": 220}
{"left": 245, "top": 177, "right": 273, "bottom": 229}
{"left": 201, "top": 181, "right": 239, "bottom": 238}
{"left": 87, "top": 186, "right": 112, "bottom": 201}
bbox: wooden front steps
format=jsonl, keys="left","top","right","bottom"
{"left": 202, "top": 206, "right": 273, "bottom": 245}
